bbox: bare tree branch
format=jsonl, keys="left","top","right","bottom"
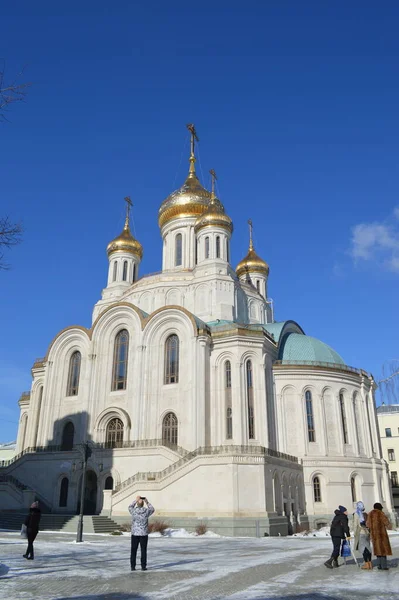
{"left": 0, "top": 61, "right": 31, "bottom": 122}
{"left": 0, "top": 216, "right": 23, "bottom": 269}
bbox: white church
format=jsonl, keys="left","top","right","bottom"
{"left": 0, "top": 126, "right": 394, "bottom": 535}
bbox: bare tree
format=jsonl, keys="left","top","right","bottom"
{"left": 0, "top": 62, "right": 31, "bottom": 122}
{"left": 0, "top": 216, "right": 23, "bottom": 269}
{"left": 379, "top": 360, "right": 399, "bottom": 405}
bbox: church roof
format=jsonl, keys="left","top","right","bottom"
{"left": 279, "top": 333, "right": 345, "bottom": 365}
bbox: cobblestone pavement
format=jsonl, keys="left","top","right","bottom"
{"left": 0, "top": 530, "right": 398, "bottom": 600}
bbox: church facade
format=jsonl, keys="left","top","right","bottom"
{"left": 0, "top": 128, "right": 394, "bottom": 534}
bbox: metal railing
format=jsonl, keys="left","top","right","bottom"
{"left": 273, "top": 360, "right": 362, "bottom": 375}
{"left": 0, "top": 474, "right": 28, "bottom": 491}
{"left": 113, "top": 444, "right": 298, "bottom": 494}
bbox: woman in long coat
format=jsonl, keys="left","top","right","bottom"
{"left": 23, "top": 501, "right": 41, "bottom": 560}
{"left": 366, "top": 502, "right": 392, "bottom": 570}
{"left": 353, "top": 501, "right": 372, "bottom": 569}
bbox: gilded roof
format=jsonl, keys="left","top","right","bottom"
{"left": 107, "top": 220, "right": 143, "bottom": 258}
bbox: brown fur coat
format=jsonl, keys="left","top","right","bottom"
{"left": 366, "top": 509, "right": 392, "bottom": 556}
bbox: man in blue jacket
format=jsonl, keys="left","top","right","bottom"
{"left": 324, "top": 505, "right": 351, "bottom": 568}
{"left": 128, "top": 495, "right": 155, "bottom": 571}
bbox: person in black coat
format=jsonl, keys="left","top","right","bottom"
{"left": 23, "top": 501, "right": 41, "bottom": 560}
{"left": 324, "top": 505, "right": 350, "bottom": 568}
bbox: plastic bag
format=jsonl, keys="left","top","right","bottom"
{"left": 20, "top": 524, "right": 27, "bottom": 539}
{"left": 341, "top": 539, "right": 351, "bottom": 557}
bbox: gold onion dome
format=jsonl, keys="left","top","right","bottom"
{"left": 194, "top": 173, "right": 233, "bottom": 234}
{"left": 236, "top": 220, "right": 269, "bottom": 278}
{"left": 107, "top": 202, "right": 143, "bottom": 259}
{"left": 158, "top": 124, "right": 212, "bottom": 228}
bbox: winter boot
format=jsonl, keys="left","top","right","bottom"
{"left": 361, "top": 561, "right": 372, "bottom": 570}
{"left": 380, "top": 556, "right": 389, "bottom": 571}
{"left": 332, "top": 558, "right": 340, "bottom": 568}
{"left": 324, "top": 557, "right": 334, "bottom": 569}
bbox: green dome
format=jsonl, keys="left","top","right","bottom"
{"left": 279, "top": 333, "right": 345, "bottom": 365}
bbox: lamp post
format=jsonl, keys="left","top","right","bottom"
{"left": 76, "top": 442, "right": 92, "bottom": 543}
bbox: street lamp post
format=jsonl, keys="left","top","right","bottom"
{"left": 76, "top": 442, "right": 92, "bottom": 543}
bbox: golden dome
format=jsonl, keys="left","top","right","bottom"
{"left": 194, "top": 195, "right": 233, "bottom": 234}
{"left": 236, "top": 220, "right": 269, "bottom": 277}
{"left": 158, "top": 156, "right": 211, "bottom": 228}
{"left": 107, "top": 217, "right": 143, "bottom": 259}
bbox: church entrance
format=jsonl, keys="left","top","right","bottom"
{"left": 77, "top": 470, "right": 98, "bottom": 515}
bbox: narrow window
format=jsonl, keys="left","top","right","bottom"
{"left": 313, "top": 476, "right": 321, "bottom": 502}
{"left": 112, "top": 330, "right": 129, "bottom": 391}
{"left": 305, "top": 390, "right": 315, "bottom": 442}
{"left": 246, "top": 360, "right": 255, "bottom": 439}
{"left": 388, "top": 448, "right": 395, "bottom": 461}
{"left": 67, "top": 351, "right": 81, "bottom": 396}
{"left": 195, "top": 238, "right": 198, "bottom": 265}
{"left": 162, "top": 412, "right": 178, "bottom": 446}
{"left": 61, "top": 422, "right": 74, "bottom": 451}
{"left": 164, "top": 335, "right": 179, "bottom": 384}
{"left": 216, "top": 236, "right": 221, "bottom": 258}
{"left": 353, "top": 395, "right": 361, "bottom": 451}
{"left": 225, "top": 361, "right": 232, "bottom": 439}
{"left": 385, "top": 428, "right": 392, "bottom": 437}
{"left": 391, "top": 471, "right": 398, "bottom": 487}
{"left": 132, "top": 263, "right": 136, "bottom": 282}
{"left": 226, "top": 240, "right": 230, "bottom": 263}
{"left": 106, "top": 418, "right": 124, "bottom": 448}
{"left": 351, "top": 476, "right": 356, "bottom": 502}
{"left": 105, "top": 476, "right": 114, "bottom": 490}
{"left": 59, "top": 477, "right": 69, "bottom": 507}
{"left": 175, "top": 233, "right": 182, "bottom": 266}
{"left": 113, "top": 261, "right": 117, "bottom": 282}
{"left": 256, "top": 280, "right": 260, "bottom": 292}
{"left": 339, "top": 393, "right": 349, "bottom": 444}
{"left": 122, "top": 260, "right": 128, "bottom": 281}
{"left": 205, "top": 236, "right": 210, "bottom": 259}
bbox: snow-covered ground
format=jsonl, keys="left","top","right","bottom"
{"left": 0, "top": 529, "right": 398, "bottom": 600}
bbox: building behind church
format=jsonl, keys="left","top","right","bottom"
{"left": 0, "top": 127, "right": 395, "bottom": 535}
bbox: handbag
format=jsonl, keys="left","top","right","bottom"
{"left": 341, "top": 539, "right": 351, "bottom": 558}
{"left": 20, "top": 524, "right": 27, "bottom": 539}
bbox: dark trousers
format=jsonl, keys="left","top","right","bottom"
{"left": 363, "top": 548, "right": 372, "bottom": 562}
{"left": 331, "top": 536, "right": 342, "bottom": 559}
{"left": 376, "top": 555, "right": 388, "bottom": 569}
{"left": 26, "top": 529, "right": 38, "bottom": 558}
{"left": 130, "top": 535, "right": 148, "bottom": 569}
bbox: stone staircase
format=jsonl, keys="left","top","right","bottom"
{"left": 0, "top": 513, "right": 121, "bottom": 534}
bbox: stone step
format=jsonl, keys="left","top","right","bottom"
{"left": 0, "top": 513, "right": 121, "bottom": 534}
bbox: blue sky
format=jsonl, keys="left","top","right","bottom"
{"left": 1, "top": 1, "right": 399, "bottom": 442}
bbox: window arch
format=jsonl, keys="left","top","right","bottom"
{"left": 216, "top": 236, "right": 221, "bottom": 258}
{"left": 225, "top": 361, "right": 232, "bottom": 439}
{"left": 162, "top": 412, "right": 178, "bottom": 446}
{"left": 313, "top": 476, "right": 321, "bottom": 503}
{"left": 122, "top": 260, "right": 128, "bottom": 281}
{"left": 164, "top": 335, "right": 179, "bottom": 384}
{"left": 305, "top": 390, "right": 315, "bottom": 442}
{"left": 205, "top": 236, "right": 210, "bottom": 259}
{"left": 113, "top": 261, "right": 117, "bottom": 282}
{"left": 339, "top": 393, "right": 349, "bottom": 444}
{"left": 246, "top": 360, "right": 255, "bottom": 439}
{"left": 105, "top": 476, "right": 114, "bottom": 490}
{"left": 175, "top": 233, "right": 182, "bottom": 266}
{"left": 112, "top": 330, "right": 129, "bottom": 391}
{"left": 351, "top": 476, "right": 356, "bottom": 502}
{"left": 33, "top": 386, "right": 43, "bottom": 447}
{"left": 67, "top": 351, "right": 81, "bottom": 396}
{"left": 132, "top": 263, "right": 136, "bottom": 282}
{"left": 59, "top": 477, "right": 69, "bottom": 507}
{"left": 106, "top": 418, "right": 124, "bottom": 448}
{"left": 256, "top": 280, "right": 260, "bottom": 292}
{"left": 195, "top": 238, "right": 198, "bottom": 265}
{"left": 61, "top": 421, "right": 74, "bottom": 451}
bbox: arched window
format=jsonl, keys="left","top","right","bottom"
{"left": 351, "top": 476, "right": 356, "bottom": 502}
{"left": 195, "top": 238, "right": 198, "bottom": 265}
{"left": 175, "top": 233, "right": 182, "bottom": 266}
{"left": 106, "top": 418, "right": 124, "bottom": 448}
{"left": 313, "top": 476, "right": 321, "bottom": 503}
{"left": 205, "top": 236, "right": 210, "bottom": 259}
{"left": 225, "top": 361, "right": 232, "bottom": 439}
{"left": 164, "top": 335, "right": 179, "bottom": 384}
{"left": 33, "top": 386, "right": 43, "bottom": 447}
{"left": 305, "top": 390, "right": 315, "bottom": 442}
{"left": 61, "top": 421, "right": 74, "bottom": 451}
{"left": 67, "top": 351, "right": 81, "bottom": 396}
{"left": 216, "top": 236, "right": 221, "bottom": 258}
{"left": 59, "top": 477, "right": 69, "bottom": 507}
{"left": 256, "top": 280, "right": 260, "bottom": 292}
{"left": 226, "top": 240, "right": 230, "bottom": 263}
{"left": 105, "top": 476, "right": 114, "bottom": 490}
{"left": 122, "top": 260, "right": 128, "bottom": 281}
{"left": 162, "top": 412, "right": 178, "bottom": 446}
{"left": 246, "top": 360, "right": 255, "bottom": 439}
{"left": 113, "top": 261, "right": 117, "bottom": 282}
{"left": 112, "top": 330, "right": 129, "bottom": 391}
{"left": 353, "top": 394, "right": 362, "bottom": 452}
{"left": 132, "top": 263, "right": 136, "bottom": 282}
{"left": 339, "top": 393, "right": 349, "bottom": 444}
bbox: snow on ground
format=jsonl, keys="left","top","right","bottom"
{"left": 0, "top": 529, "right": 398, "bottom": 600}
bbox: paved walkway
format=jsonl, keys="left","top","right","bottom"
{"left": 0, "top": 530, "right": 398, "bottom": 600}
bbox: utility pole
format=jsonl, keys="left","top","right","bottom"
{"left": 76, "top": 442, "right": 92, "bottom": 543}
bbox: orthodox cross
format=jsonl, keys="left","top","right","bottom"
{"left": 248, "top": 218, "right": 254, "bottom": 250}
{"left": 209, "top": 169, "right": 217, "bottom": 197}
{"left": 124, "top": 196, "right": 133, "bottom": 226}
{"left": 186, "top": 123, "right": 199, "bottom": 156}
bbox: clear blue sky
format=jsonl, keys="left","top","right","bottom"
{"left": 1, "top": 1, "right": 399, "bottom": 442}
